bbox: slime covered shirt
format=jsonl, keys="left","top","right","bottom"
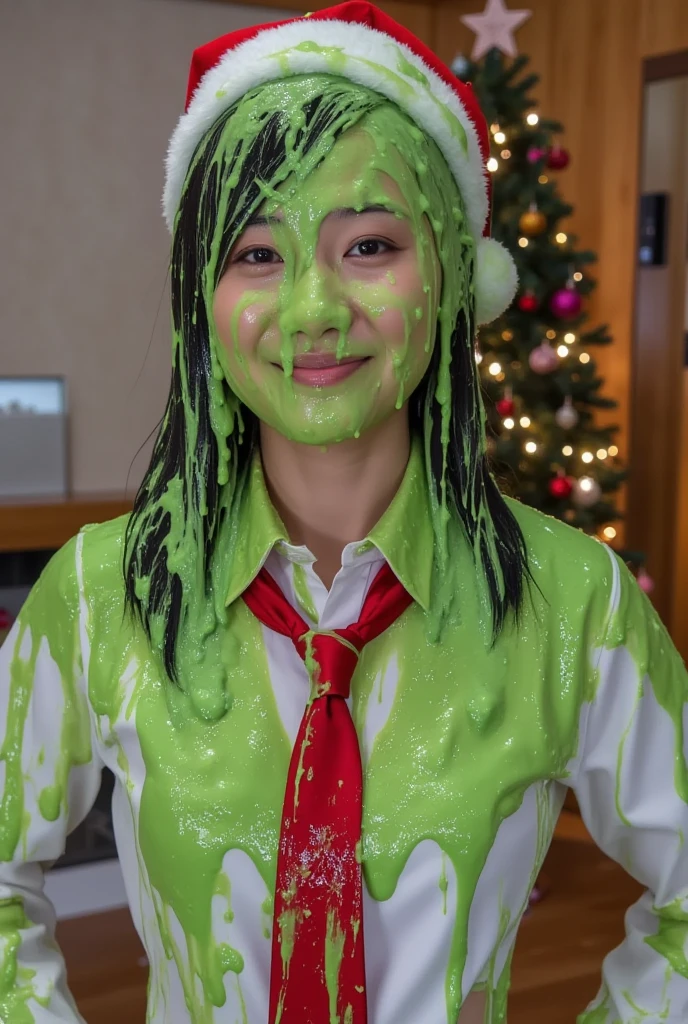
{"left": 1, "top": 443, "right": 688, "bottom": 1024}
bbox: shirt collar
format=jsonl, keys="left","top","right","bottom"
{"left": 224, "top": 437, "right": 433, "bottom": 611}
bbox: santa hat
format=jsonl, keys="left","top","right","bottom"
{"left": 163, "top": 1, "right": 517, "bottom": 324}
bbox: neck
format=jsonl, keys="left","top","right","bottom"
{"left": 259, "top": 411, "right": 411, "bottom": 588}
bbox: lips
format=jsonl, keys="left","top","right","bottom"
{"left": 275, "top": 353, "right": 371, "bottom": 388}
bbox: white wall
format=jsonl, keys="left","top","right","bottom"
{"left": 0, "top": 0, "right": 296, "bottom": 494}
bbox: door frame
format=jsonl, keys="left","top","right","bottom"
{"left": 627, "top": 51, "right": 688, "bottom": 639}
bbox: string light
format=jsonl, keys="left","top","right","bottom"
{"left": 487, "top": 157, "right": 499, "bottom": 172}
{"left": 573, "top": 272, "right": 583, "bottom": 282}
{"left": 582, "top": 451, "right": 594, "bottom": 464}
{"left": 557, "top": 344, "right": 569, "bottom": 357}
{"left": 520, "top": 416, "right": 531, "bottom": 428}
{"left": 603, "top": 526, "right": 617, "bottom": 540}
{"left": 562, "top": 445, "right": 573, "bottom": 456}
{"left": 502, "top": 330, "right": 513, "bottom": 341}
{"left": 525, "top": 441, "right": 538, "bottom": 453}
{"left": 504, "top": 417, "right": 515, "bottom": 429}
{"left": 496, "top": 372, "right": 506, "bottom": 381}
{"left": 546, "top": 329, "right": 557, "bottom": 340}
{"left": 475, "top": 350, "right": 483, "bottom": 364}
{"left": 527, "top": 113, "right": 539, "bottom": 126}
{"left": 579, "top": 352, "right": 591, "bottom": 364}
{"left": 518, "top": 237, "right": 529, "bottom": 248}
{"left": 564, "top": 332, "right": 576, "bottom": 344}
{"left": 494, "top": 131, "right": 506, "bottom": 144}
{"left": 488, "top": 362, "right": 502, "bottom": 376}
{"left": 609, "top": 445, "right": 618, "bottom": 457}
{"left": 597, "top": 449, "right": 608, "bottom": 460}
{"left": 538, "top": 174, "right": 548, "bottom": 184}
{"left": 579, "top": 478, "right": 595, "bottom": 493}
{"left": 501, "top": 149, "right": 512, "bottom": 159}
{"left": 556, "top": 232, "right": 568, "bottom": 244}
{"left": 490, "top": 123, "right": 501, "bottom": 135}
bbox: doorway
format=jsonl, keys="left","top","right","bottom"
{"left": 628, "top": 52, "right": 688, "bottom": 661}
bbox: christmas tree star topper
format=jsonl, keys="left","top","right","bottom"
{"left": 461, "top": 0, "right": 532, "bottom": 60}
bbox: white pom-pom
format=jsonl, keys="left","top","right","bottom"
{"left": 474, "top": 238, "right": 518, "bottom": 325}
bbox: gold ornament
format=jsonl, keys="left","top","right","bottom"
{"left": 519, "top": 209, "right": 547, "bottom": 236}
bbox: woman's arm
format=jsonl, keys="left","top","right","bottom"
{"left": 572, "top": 549, "right": 688, "bottom": 1023}
{"left": 0, "top": 536, "right": 104, "bottom": 1021}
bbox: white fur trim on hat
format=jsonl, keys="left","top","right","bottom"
{"left": 164, "top": 18, "right": 489, "bottom": 240}
{"left": 474, "top": 238, "right": 518, "bottom": 325}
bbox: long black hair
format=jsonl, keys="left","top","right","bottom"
{"left": 124, "top": 74, "right": 529, "bottom": 688}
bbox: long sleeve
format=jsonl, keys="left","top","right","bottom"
{"left": 571, "top": 549, "right": 688, "bottom": 1023}
{"left": 0, "top": 535, "right": 104, "bottom": 1021}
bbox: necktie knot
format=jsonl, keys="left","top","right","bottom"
{"left": 300, "top": 630, "right": 361, "bottom": 700}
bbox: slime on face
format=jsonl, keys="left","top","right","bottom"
{"left": 211, "top": 118, "right": 442, "bottom": 448}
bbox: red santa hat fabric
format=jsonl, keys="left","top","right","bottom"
{"left": 163, "top": 1, "right": 517, "bottom": 324}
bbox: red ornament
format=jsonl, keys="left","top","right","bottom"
{"left": 547, "top": 145, "right": 570, "bottom": 171}
{"left": 517, "top": 292, "right": 539, "bottom": 313}
{"left": 496, "top": 398, "right": 515, "bottom": 417}
{"left": 549, "top": 475, "right": 573, "bottom": 499}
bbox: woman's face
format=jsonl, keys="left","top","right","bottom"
{"left": 212, "top": 123, "right": 441, "bottom": 446}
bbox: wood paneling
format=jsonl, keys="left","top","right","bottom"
{"left": 640, "top": 3, "right": 688, "bottom": 59}
{"left": 0, "top": 495, "right": 131, "bottom": 554}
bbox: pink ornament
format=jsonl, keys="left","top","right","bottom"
{"left": 550, "top": 286, "right": 582, "bottom": 320}
{"left": 527, "top": 146, "right": 546, "bottom": 164}
{"left": 529, "top": 343, "right": 559, "bottom": 374}
{"left": 637, "top": 569, "right": 655, "bottom": 594}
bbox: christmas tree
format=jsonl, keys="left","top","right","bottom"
{"left": 453, "top": 49, "right": 637, "bottom": 555}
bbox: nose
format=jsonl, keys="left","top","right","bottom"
{"left": 278, "top": 262, "right": 352, "bottom": 346}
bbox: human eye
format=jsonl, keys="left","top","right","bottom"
{"left": 237, "top": 247, "right": 283, "bottom": 266}
{"left": 346, "top": 238, "right": 397, "bottom": 259}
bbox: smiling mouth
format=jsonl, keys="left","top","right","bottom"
{"left": 274, "top": 354, "right": 372, "bottom": 388}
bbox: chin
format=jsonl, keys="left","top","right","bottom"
{"left": 268, "top": 415, "right": 374, "bottom": 447}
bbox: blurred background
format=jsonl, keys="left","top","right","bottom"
{"left": 1, "top": 0, "right": 687, "bottom": 1021}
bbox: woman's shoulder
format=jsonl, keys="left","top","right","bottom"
{"left": 77, "top": 512, "right": 131, "bottom": 603}
{"left": 14, "top": 514, "right": 131, "bottom": 638}
{"left": 504, "top": 496, "right": 617, "bottom": 616}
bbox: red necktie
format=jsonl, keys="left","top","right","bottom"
{"left": 243, "top": 561, "right": 412, "bottom": 1024}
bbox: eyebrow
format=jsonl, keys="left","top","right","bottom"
{"left": 244, "top": 204, "right": 402, "bottom": 227}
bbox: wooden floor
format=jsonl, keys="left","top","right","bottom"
{"left": 57, "top": 838, "right": 643, "bottom": 1022}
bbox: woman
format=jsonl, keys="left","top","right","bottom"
{"left": 1, "top": 4, "right": 687, "bottom": 1023}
